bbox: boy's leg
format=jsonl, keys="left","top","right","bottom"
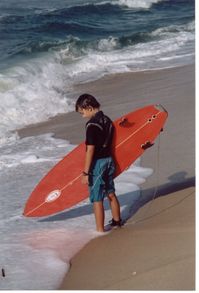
{"left": 107, "top": 192, "right": 121, "bottom": 221}
{"left": 93, "top": 201, "right": 105, "bottom": 232}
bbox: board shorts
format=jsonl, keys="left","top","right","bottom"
{"left": 88, "top": 157, "right": 115, "bottom": 203}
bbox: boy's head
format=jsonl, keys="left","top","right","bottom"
{"left": 75, "top": 93, "right": 101, "bottom": 118}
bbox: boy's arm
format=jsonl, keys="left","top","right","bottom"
{"left": 84, "top": 144, "right": 95, "bottom": 173}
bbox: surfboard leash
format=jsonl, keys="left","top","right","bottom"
{"left": 24, "top": 109, "right": 163, "bottom": 217}
{"left": 128, "top": 132, "right": 161, "bottom": 225}
{"left": 127, "top": 132, "right": 195, "bottom": 226}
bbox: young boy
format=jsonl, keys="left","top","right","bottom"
{"left": 75, "top": 93, "right": 121, "bottom": 232}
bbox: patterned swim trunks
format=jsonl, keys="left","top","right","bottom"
{"left": 88, "top": 157, "right": 115, "bottom": 203}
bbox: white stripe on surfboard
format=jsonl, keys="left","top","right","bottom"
{"left": 25, "top": 111, "right": 161, "bottom": 216}
{"left": 116, "top": 111, "right": 161, "bottom": 149}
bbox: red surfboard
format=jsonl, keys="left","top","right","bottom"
{"left": 23, "top": 104, "right": 168, "bottom": 217}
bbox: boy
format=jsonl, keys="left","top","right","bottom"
{"left": 75, "top": 93, "right": 121, "bottom": 232}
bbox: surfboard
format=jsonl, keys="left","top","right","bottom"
{"left": 23, "top": 104, "right": 168, "bottom": 217}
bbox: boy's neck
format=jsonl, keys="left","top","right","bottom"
{"left": 91, "top": 108, "right": 100, "bottom": 116}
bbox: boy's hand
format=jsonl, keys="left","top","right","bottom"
{"left": 81, "top": 175, "right": 89, "bottom": 185}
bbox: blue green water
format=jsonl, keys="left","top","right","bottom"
{"left": 0, "top": 0, "right": 195, "bottom": 142}
{"left": 0, "top": 0, "right": 194, "bottom": 68}
{"left": 0, "top": 1, "right": 195, "bottom": 289}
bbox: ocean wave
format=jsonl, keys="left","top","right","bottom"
{"left": 151, "top": 21, "right": 195, "bottom": 36}
{"left": 0, "top": 20, "right": 194, "bottom": 145}
{"left": 30, "top": 0, "right": 165, "bottom": 14}
{"left": 0, "top": 56, "right": 75, "bottom": 145}
{"left": 62, "top": 0, "right": 165, "bottom": 10}
{"left": 0, "top": 13, "right": 12, "bottom": 21}
{"left": 111, "top": 0, "right": 164, "bottom": 9}
{"left": 0, "top": 0, "right": 194, "bottom": 65}
{"left": 56, "top": 20, "right": 195, "bottom": 58}
{"left": 4, "top": 15, "right": 195, "bottom": 59}
{"left": 0, "top": 0, "right": 165, "bottom": 26}
{"left": 0, "top": 14, "right": 24, "bottom": 24}
{"left": 7, "top": 19, "right": 194, "bottom": 59}
{"left": 16, "top": 40, "right": 68, "bottom": 55}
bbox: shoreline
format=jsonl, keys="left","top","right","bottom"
{"left": 17, "top": 63, "right": 195, "bottom": 290}
{"left": 18, "top": 63, "right": 195, "bottom": 191}
{"left": 60, "top": 186, "right": 195, "bottom": 290}
{"left": 18, "top": 63, "right": 194, "bottom": 145}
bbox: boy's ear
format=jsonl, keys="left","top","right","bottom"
{"left": 88, "top": 106, "right": 93, "bottom": 111}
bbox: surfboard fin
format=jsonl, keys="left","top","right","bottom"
{"left": 141, "top": 141, "right": 154, "bottom": 150}
{"left": 119, "top": 117, "right": 128, "bottom": 126}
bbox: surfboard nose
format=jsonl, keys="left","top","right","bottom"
{"left": 155, "top": 104, "right": 168, "bottom": 114}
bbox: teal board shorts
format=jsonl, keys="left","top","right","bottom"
{"left": 88, "top": 157, "right": 115, "bottom": 203}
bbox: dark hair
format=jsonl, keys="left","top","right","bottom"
{"left": 75, "top": 93, "right": 100, "bottom": 112}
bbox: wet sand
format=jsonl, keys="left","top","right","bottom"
{"left": 18, "top": 64, "right": 195, "bottom": 290}
{"left": 60, "top": 187, "right": 195, "bottom": 290}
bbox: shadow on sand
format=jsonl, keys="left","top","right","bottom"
{"left": 39, "top": 171, "right": 195, "bottom": 224}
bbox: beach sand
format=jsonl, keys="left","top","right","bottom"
{"left": 60, "top": 187, "right": 195, "bottom": 290}
{"left": 18, "top": 64, "right": 195, "bottom": 290}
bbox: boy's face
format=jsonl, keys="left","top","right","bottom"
{"left": 77, "top": 107, "right": 98, "bottom": 119}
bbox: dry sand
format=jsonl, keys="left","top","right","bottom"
{"left": 60, "top": 187, "right": 195, "bottom": 290}
{"left": 18, "top": 64, "right": 195, "bottom": 290}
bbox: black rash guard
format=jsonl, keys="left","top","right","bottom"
{"left": 85, "top": 111, "right": 114, "bottom": 159}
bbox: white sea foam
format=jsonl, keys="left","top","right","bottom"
{"left": 0, "top": 54, "right": 76, "bottom": 145}
{"left": 113, "top": 0, "right": 163, "bottom": 9}
{"left": 96, "top": 37, "right": 119, "bottom": 51}
{"left": 0, "top": 133, "right": 153, "bottom": 289}
{"left": 0, "top": 134, "right": 73, "bottom": 170}
{"left": 0, "top": 21, "right": 194, "bottom": 146}
{"left": 0, "top": 228, "right": 97, "bottom": 290}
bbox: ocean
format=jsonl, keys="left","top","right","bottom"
{"left": 0, "top": 0, "right": 195, "bottom": 289}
